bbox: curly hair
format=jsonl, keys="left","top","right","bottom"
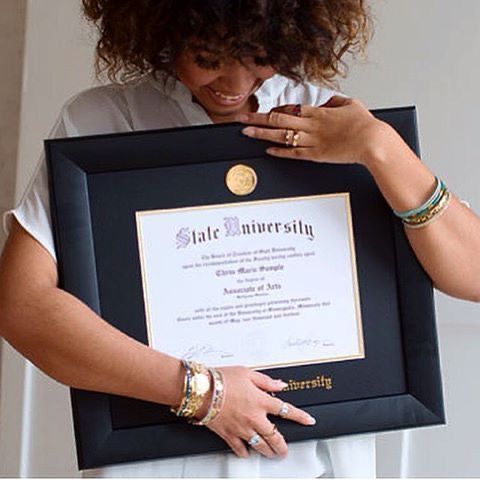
{"left": 82, "top": 0, "right": 372, "bottom": 86}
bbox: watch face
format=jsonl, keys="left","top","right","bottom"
{"left": 192, "top": 373, "right": 210, "bottom": 395}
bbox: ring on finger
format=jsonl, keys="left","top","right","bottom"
{"left": 291, "top": 131, "right": 300, "bottom": 147}
{"left": 248, "top": 432, "right": 261, "bottom": 447}
{"left": 293, "top": 104, "right": 302, "bottom": 117}
{"left": 284, "top": 129, "right": 294, "bottom": 147}
{"left": 278, "top": 402, "right": 289, "bottom": 418}
{"left": 261, "top": 424, "right": 278, "bottom": 438}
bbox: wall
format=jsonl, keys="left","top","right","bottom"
{"left": 340, "top": 0, "right": 480, "bottom": 476}
{"left": 0, "top": 0, "right": 95, "bottom": 476}
{"left": 0, "top": 0, "right": 26, "bottom": 476}
{"left": 0, "top": 0, "right": 479, "bottom": 476}
{"left": 0, "top": 0, "right": 25, "bottom": 242}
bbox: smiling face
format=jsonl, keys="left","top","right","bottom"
{"left": 174, "top": 50, "right": 276, "bottom": 123}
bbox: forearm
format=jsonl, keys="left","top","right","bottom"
{"left": 0, "top": 285, "right": 185, "bottom": 406}
{"left": 365, "top": 122, "right": 480, "bottom": 301}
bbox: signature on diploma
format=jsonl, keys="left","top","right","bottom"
{"left": 285, "top": 336, "right": 335, "bottom": 348}
{"left": 182, "top": 343, "right": 234, "bottom": 360}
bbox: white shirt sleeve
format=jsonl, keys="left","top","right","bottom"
{"left": 2, "top": 113, "right": 68, "bottom": 264}
{"left": 2, "top": 85, "right": 133, "bottom": 265}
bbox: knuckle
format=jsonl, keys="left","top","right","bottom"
{"left": 269, "top": 111, "right": 280, "bottom": 125}
{"left": 260, "top": 393, "right": 274, "bottom": 410}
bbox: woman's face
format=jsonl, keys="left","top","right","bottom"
{"left": 175, "top": 50, "right": 276, "bottom": 122}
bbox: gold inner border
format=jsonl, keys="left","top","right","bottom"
{"left": 135, "top": 193, "right": 365, "bottom": 370}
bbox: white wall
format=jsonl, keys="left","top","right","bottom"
{"left": 0, "top": 0, "right": 96, "bottom": 476}
{"left": 340, "top": 0, "right": 480, "bottom": 476}
{"left": 0, "top": 0, "right": 479, "bottom": 477}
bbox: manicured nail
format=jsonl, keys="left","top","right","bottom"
{"left": 308, "top": 415, "right": 316, "bottom": 425}
{"left": 276, "top": 379, "right": 289, "bottom": 388}
{"left": 242, "top": 127, "right": 254, "bottom": 136}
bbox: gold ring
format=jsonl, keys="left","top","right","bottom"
{"left": 292, "top": 131, "right": 300, "bottom": 148}
{"left": 261, "top": 424, "right": 278, "bottom": 438}
{"left": 284, "top": 129, "right": 294, "bottom": 147}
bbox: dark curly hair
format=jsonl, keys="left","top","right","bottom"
{"left": 82, "top": 0, "right": 372, "bottom": 86}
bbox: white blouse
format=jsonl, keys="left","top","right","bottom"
{"left": 2, "top": 74, "right": 376, "bottom": 478}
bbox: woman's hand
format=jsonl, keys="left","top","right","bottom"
{"left": 239, "top": 96, "right": 391, "bottom": 168}
{"left": 200, "top": 366, "right": 316, "bottom": 459}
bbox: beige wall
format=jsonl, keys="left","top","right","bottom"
{"left": 0, "top": 0, "right": 26, "bottom": 245}
{"left": 0, "top": 1, "right": 26, "bottom": 475}
{"left": 15, "top": 0, "right": 97, "bottom": 200}
{"left": 0, "top": 0, "right": 96, "bottom": 476}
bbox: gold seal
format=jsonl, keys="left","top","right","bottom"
{"left": 225, "top": 164, "right": 257, "bottom": 196}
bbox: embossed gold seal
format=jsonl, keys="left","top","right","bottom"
{"left": 225, "top": 164, "right": 257, "bottom": 196}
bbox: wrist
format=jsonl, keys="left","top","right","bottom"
{"left": 360, "top": 119, "right": 402, "bottom": 173}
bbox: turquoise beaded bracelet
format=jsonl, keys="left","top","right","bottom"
{"left": 393, "top": 177, "right": 446, "bottom": 221}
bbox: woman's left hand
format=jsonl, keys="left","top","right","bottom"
{"left": 239, "top": 96, "right": 391, "bottom": 168}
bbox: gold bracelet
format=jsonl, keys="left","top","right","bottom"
{"left": 190, "top": 367, "right": 225, "bottom": 426}
{"left": 170, "top": 359, "right": 191, "bottom": 417}
{"left": 172, "top": 360, "right": 211, "bottom": 418}
{"left": 403, "top": 190, "right": 451, "bottom": 229}
{"left": 171, "top": 360, "right": 211, "bottom": 418}
{"left": 403, "top": 186, "right": 449, "bottom": 224}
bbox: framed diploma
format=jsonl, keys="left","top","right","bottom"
{"left": 47, "top": 107, "right": 445, "bottom": 470}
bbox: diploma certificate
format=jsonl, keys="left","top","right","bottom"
{"left": 136, "top": 194, "right": 364, "bottom": 369}
{"left": 49, "top": 111, "right": 444, "bottom": 468}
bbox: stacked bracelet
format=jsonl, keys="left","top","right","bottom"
{"left": 171, "top": 360, "right": 212, "bottom": 419}
{"left": 190, "top": 367, "right": 226, "bottom": 426}
{"left": 393, "top": 177, "right": 451, "bottom": 228}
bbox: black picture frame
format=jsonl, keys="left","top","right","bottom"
{"left": 46, "top": 107, "right": 445, "bottom": 470}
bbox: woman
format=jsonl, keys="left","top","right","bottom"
{"left": 1, "top": 0, "right": 479, "bottom": 478}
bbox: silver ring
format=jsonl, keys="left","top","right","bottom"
{"left": 248, "top": 432, "right": 261, "bottom": 447}
{"left": 278, "top": 402, "right": 289, "bottom": 418}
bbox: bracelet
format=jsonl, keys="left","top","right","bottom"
{"left": 190, "top": 367, "right": 226, "bottom": 426}
{"left": 403, "top": 190, "right": 452, "bottom": 229}
{"left": 171, "top": 359, "right": 192, "bottom": 417}
{"left": 394, "top": 176, "right": 452, "bottom": 228}
{"left": 393, "top": 177, "right": 443, "bottom": 220}
{"left": 402, "top": 186, "right": 449, "bottom": 226}
{"left": 171, "top": 360, "right": 212, "bottom": 419}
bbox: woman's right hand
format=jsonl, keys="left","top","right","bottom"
{"left": 200, "top": 366, "right": 316, "bottom": 459}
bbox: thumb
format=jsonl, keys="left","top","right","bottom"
{"left": 251, "top": 371, "right": 288, "bottom": 392}
{"left": 322, "top": 95, "right": 351, "bottom": 108}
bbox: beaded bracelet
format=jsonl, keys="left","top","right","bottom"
{"left": 403, "top": 189, "right": 451, "bottom": 229}
{"left": 394, "top": 177, "right": 451, "bottom": 228}
{"left": 402, "top": 185, "right": 449, "bottom": 226}
{"left": 393, "top": 177, "right": 443, "bottom": 220}
{"left": 190, "top": 367, "right": 226, "bottom": 426}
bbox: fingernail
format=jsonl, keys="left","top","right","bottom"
{"left": 276, "top": 379, "right": 289, "bottom": 388}
{"left": 242, "top": 127, "right": 254, "bottom": 136}
{"left": 308, "top": 415, "right": 316, "bottom": 425}
{"left": 237, "top": 114, "right": 249, "bottom": 122}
